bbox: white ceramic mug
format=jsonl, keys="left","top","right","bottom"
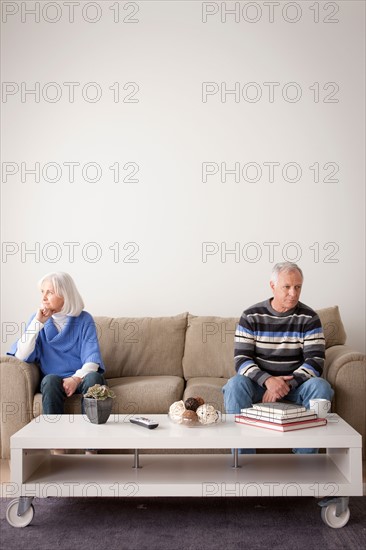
{"left": 309, "top": 398, "right": 331, "bottom": 418}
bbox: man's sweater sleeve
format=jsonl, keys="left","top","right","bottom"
{"left": 234, "top": 313, "right": 272, "bottom": 387}
{"left": 290, "top": 313, "right": 325, "bottom": 388}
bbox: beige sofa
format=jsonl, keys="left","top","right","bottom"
{"left": 1, "top": 306, "right": 365, "bottom": 459}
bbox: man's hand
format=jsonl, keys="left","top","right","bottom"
{"left": 63, "top": 376, "right": 81, "bottom": 397}
{"left": 262, "top": 375, "right": 293, "bottom": 402}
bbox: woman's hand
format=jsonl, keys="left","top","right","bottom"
{"left": 36, "top": 306, "right": 53, "bottom": 324}
{"left": 63, "top": 376, "right": 81, "bottom": 397}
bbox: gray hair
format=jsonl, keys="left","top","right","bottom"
{"left": 38, "top": 272, "right": 84, "bottom": 316}
{"left": 270, "top": 262, "right": 304, "bottom": 285}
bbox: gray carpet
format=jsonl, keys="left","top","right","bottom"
{"left": 1, "top": 496, "right": 365, "bottom": 550}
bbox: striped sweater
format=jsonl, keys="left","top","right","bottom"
{"left": 234, "top": 299, "right": 325, "bottom": 389}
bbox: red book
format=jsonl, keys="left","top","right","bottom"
{"left": 235, "top": 414, "right": 327, "bottom": 432}
{"left": 240, "top": 409, "right": 317, "bottom": 424}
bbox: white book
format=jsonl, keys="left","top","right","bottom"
{"left": 250, "top": 402, "right": 307, "bottom": 417}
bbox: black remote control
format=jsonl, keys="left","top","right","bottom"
{"left": 129, "top": 417, "right": 159, "bottom": 429}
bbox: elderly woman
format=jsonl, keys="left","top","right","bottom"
{"left": 8, "top": 272, "right": 105, "bottom": 414}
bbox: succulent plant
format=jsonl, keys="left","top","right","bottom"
{"left": 84, "top": 384, "right": 115, "bottom": 400}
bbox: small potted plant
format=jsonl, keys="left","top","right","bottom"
{"left": 83, "top": 384, "right": 116, "bottom": 424}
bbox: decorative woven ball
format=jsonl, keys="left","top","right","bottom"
{"left": 184, "top": 397, "right": 200, "bottom": 412}
{"left": 196, "top": 404, "right": 219, "bottom": 425}
{"left": 182, "top": 410, "right": 198, "bottom": 424}
{"left": 194, "top": 396, "right": 205, "bottom": 407}
{"left": 169, "top": 400, "right": 186, "bottom": 421}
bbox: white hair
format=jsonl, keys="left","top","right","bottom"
{"left": 270, "top": 262, "right": 304, "bottom": 285}
{"left": 38, "top": 272, "right": 84, "bottom": 316}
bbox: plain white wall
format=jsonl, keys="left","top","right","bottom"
{"left": 1, "top": 1, "right": 365, "bottom": 354}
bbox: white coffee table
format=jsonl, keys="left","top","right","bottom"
{"left": 3, "top": 413, "right": 362, "bottom": 528}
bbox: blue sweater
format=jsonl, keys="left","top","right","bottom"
{"left": 8, "top": 311, "right": 105, "bottom": 378}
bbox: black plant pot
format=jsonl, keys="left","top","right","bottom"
{"left": 84, "top": 397, "right": 113, "bottom": 424}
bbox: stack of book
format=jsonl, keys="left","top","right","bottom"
{"left": 235, "top": 402, "right": 327, "bottom": 432}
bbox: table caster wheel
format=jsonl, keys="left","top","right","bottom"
{"left": 6, "top": 498, "right": 35, "bottom": 528}
{"left": 321, "top": 503, "right": 350, "bottom": 528}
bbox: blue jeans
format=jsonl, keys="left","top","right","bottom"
{"left": 40, "top": 372, "right": 106, "bottom": 414}
{"left": 222, "top": 375, "right": 334, "bottom": 454}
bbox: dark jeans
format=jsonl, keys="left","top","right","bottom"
{"left": 40, "top": 372, "right": 106, "bottom": 414}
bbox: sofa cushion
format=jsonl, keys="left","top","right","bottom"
{"left": 183, "top": 315, "right": 237, "bottom": 380}
{"left": 183, "top": 377, "right": 226, "bottom": 413}
{"left": 33, "top": 375, "right": 185, "bottom": 416}
{"left": 107, "top": 376, "right": 185, "bottom": 414}
{"left": 33, "top": 392, "right": 81, "bottom": 416}
{"left": 316, "top": 306, "right": 347, "bottom": 348}
{"left": 94, "top": 313, "right": 188, "bottom": 379}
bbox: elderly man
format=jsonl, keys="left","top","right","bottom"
{"left": 222, "top": 261, "right": 333, "bottom": 453}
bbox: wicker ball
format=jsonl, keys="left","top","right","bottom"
{"left": 184, "top": 397, "right": 200, "bottom": 412}
{"left": 182, "top": 410, "right": 199, "bottom": 424}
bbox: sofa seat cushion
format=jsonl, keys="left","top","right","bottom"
{"left": 183, "top": 377, "right": 227, "bottom": 414}
{"left": 107, "top": 376, "right": 185, "bottom": 414}
{"left": 33, "top": 376, "right": 185, "bottom": 416}
{"left": 94, "top": 313, "right": 188, "bottom": 379}
{"left": 33, "top": 392, "right": 81, "bottom": 416}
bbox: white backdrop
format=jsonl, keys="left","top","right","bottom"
{"left": 1, "top": 0, "right": 365, "bottom": 353}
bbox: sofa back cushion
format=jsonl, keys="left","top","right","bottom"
{"left": 183, "top": 315, "right": 237, "bottom": 380}
{"left": 94, "top": 313, "right": 188, "bottom": 379}
{"left": 316, "top": 305, "right": 347, "bottom": 348}
{"left": 183, "top": 306, "right": 346, "bottom": 380}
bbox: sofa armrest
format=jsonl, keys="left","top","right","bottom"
{"left": 324, "top": 345, "right": 366, "bottom": 457}
{"left": 0, "top": 355, "right": 41, "bottom": 459}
